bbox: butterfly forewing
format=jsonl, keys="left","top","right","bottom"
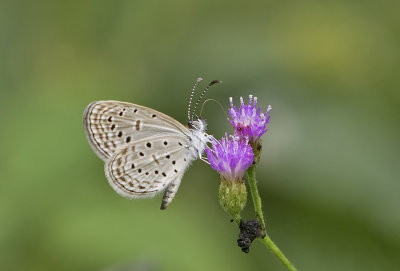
{"left": 83, "top": 100, "right": 190, "bottom": 160}
{"left": 105, "top": 134, "right": 192, "bottom": 198}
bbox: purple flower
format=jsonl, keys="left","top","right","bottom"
{"left": 205, "top": 134, "right": 254, "bottom": 181}
{"left": 229, "top": 95, "right": 272, "bottom": 142}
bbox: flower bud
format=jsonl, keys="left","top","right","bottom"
{"left": 219, "top": 177, "right": 247, "bottom": 223}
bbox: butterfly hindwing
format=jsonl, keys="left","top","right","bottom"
{"left": 83, "top": 100, "right": 190, "bottom": 160}
{"left": 105, "top": 134, "right": 193, "bottom": 198}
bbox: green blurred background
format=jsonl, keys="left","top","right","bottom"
{"left": 1, "top": 1, "right": 399, "bottom": 270}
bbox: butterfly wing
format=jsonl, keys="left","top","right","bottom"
{"left": 105, "top": 134, "right": 193, "bottom": 206}
{"left": 83, "top": 100, "right": 190, "bottom": 161}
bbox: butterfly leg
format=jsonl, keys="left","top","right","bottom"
{"left": 200, "top": 156, "right": 210, "bottom": 165}
{"left": 160, "top": 176, "right": 183, "bottom": 210}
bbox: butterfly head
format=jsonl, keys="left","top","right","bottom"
{"left": 188, "top": 117, "right": 206, "bottom": 131}
{"left": 188, "top": 117, "right": 210, "bottom": 159}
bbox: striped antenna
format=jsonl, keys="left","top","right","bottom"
{"left": 191, "top": 80, "right": 222, "bottom": 120}
{"left": 187, "top": 78, "right": 203, "bottom": 120}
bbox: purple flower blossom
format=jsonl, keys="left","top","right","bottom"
{"left": 229, "top": 95, "right": 272, "bottom": 142}
{"left": 205, "top": 134, "right": 254, "bottom": 181}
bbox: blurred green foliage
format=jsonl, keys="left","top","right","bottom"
{"left": 1, "top": 0, "right": 399, "bottom": 270}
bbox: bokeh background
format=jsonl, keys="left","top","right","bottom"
{"left": 1, "top": 1, "right": 399, "bottom": 270}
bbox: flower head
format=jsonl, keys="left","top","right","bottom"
{"left": 205, "top": 134, "right": 254, "bottom": 182}
{"left": 206, "top": 134, "right": 254, "bottom": 223}
{"left": 229, "top": 95, "right": 271, "bottom": 143}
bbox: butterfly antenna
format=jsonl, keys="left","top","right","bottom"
{"left": 191, "top": 80, "right": 222, "bottom": 120}
{"left": 187, "top": 78, "right": 203, "bottom": 121}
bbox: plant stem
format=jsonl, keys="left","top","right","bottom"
{"left": 261, "top": 234, "right": 298, "bottom": 271}
{"left": 246, "top": 164, "right": 298, "bottom": 271}
{"left": 246, "top": 164, "right": 266, "bottom": 231}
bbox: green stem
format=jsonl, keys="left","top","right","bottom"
{"left": 261, "top": 235, "right": 298, "bottom": 271}
{"left": 246, "top": 164, "right": 266, "bottom": 231}
{"left": 246, "top": 164, "right": 298, "bottom": 271}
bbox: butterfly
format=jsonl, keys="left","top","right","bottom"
{"left": 83, "top": 78, "right": 220, "bottom": 209}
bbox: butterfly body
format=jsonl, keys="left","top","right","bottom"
{"left": 83, "top": 100, "right": 209, "bottom": 209}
